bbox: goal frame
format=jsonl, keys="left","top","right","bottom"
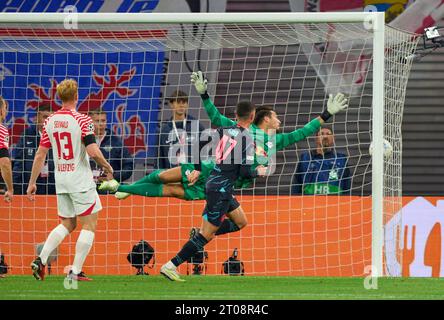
{"left": 0, "top": 11, "right": 386, "bottom": 277}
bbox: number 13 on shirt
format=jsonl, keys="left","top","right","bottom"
{"left": 53, "top": 131, "right": 74, "bottom": 160}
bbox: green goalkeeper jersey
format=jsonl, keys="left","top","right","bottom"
{"left": 201, "top": 95, "right": 321, "bottom": 188}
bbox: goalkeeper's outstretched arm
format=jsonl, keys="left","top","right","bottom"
{"left": 191, "top": 71, "right": 235, "bottom": 128}
{"left": 191, "top": 70, "right": 348, "bottom": 151}
{"left": 275, "top": 93, "right": 348, "bottom": 151}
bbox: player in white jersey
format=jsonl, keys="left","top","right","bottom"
{"left": 27, "top": 79, "right": 114, "bottom": 281}
{"left": 0, "top": 96, "right": 13, "bottom": 204}
{"left": 0, "top": 97, "right": 12, "bottom": 279}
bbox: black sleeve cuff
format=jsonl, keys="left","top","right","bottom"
{"left": 0, "top": 148, "right": 9, "bottom": 158}
{"left": 194, "top": 162, "right": 202, "bottom": 172}
{"left": 320, "top": 109, "right": 332, "bottom": 122}
{"left": 83, "top": 134, "right": 96, "bottom": 146}
{"left": 200, "top": 92, "right": 210, "bottom": 100}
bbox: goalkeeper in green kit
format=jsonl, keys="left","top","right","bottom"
{"left": 99, "top": 71, "right": 348, "bottom": 200}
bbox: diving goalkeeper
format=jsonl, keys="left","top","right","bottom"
{"left": 99, "top": 71, "right": 348, "bottom": 199}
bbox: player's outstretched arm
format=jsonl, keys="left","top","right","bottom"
{"left": 319, "top": 93, "right": 348, "bottom": 124}
{"left": 27, "top": 146, "right": 49, "bottom": 201}
{"left": 275, "top": 93, "right": 348, "bottom": 151}
{"left": 86, "top": 143, "right": 114, "bottom": 180}
{"left": 191, "top": 71, "right": 235, "bottom": 128}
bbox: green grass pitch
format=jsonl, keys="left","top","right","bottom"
{"left": 1, "top": 275, "right": 444, "bottom": 300}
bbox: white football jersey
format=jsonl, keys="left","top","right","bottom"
{"left": 40, "top": 109, "right": 96, "bottom": 194}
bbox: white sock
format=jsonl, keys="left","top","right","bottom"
{"left": 165, "top": 260, "right": 176, "bottom": 269}
{"left": 39, "top": 224, "right": 69, "bottom": 265}
{"left": 71, "top": 229, "right": 95, "bottom": 275}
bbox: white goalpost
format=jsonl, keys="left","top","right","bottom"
{"left": 0, "top": 12, "right": 419, "bottom": 278}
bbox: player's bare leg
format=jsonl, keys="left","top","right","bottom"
{"left": 158, "top": 166, "right": 182, "bottom": 183}
{"left": 61, "top": 217, "right": 77, "bottom": 233}
{"left": 67, "top": 213, "right": 98, "bottom": 281}
{"left": 162, "top": 184, "right": 186, "bottom": 199}
{"left": 78, "top": 212, "right": 98, "bottom": 232}
{"left": 222, "top": 206, "right": 248, "bottom": 231}
{"left": 31, "top": 217, "right": 75, "bottom": 280}
{"left": 199, "top": 219, "right": 219, "bottom": 242}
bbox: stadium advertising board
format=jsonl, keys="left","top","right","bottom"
{"left": 3, "top": 196, "right": 444, "bottom": 277}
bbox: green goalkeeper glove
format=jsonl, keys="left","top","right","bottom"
{"left": 320, "top": 93, "right": 348, "bottom": 122}
{"left": 191, "top": 71, "right": 208, "bottom": 94}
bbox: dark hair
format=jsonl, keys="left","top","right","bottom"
{"left": 38, "top": 104, "right": 52, "bottom": 113}
{"left": 236, "top": 101, "right": 255, "bottom": 121}
{"left": 88, "top": 107, "right": 106, "bottom": 116}
{"left": 253, "top": 105, "right": 274, "bottom": 126}
{"left": 318, "top": 125, "right": 333, "bottom": 134}
{"left": 168, "top": 90, "right": 188, "bottom": 103}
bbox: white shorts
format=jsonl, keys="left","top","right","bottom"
{"left": 57, "top": 188, "right": 102, "bottom": 218}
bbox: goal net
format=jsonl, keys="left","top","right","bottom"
{"left": 0, "top": 13, "right": 419, "bottom": 277}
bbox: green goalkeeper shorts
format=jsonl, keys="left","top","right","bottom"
{"left": 180, "top": 160, "right": 215, "bottom": 201}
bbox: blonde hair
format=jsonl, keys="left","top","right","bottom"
{"left": 57, "top": 79, "right": 78, "bottom": 103}
{"left": 0, "top": 96, "right": 6, "bottom": 110}
{"left": 0, "top": 96, "right": 7, "bottom": 114}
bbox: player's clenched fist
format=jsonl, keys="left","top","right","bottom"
{"left": 190, "top": 71, "right": 208, "bottom": 94}
{"left": 103, "top": 165, "right": 114, "bottom": 181}
{"left": 4, "top": 190, "right": 13, "bottom": 203}
{"left": 26, "top": 184, "right": 36, "bottom": 202}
